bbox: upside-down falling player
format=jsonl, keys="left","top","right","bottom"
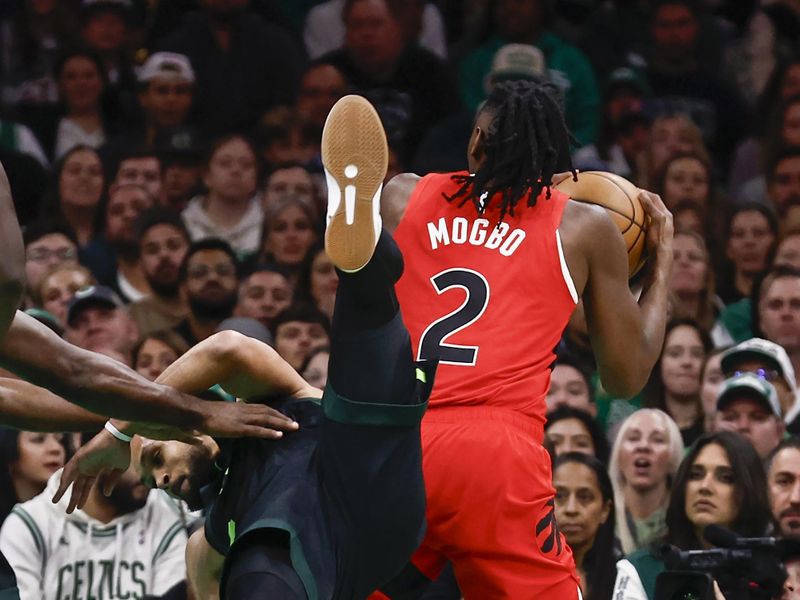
{"left": 324, "top": 81, "right": 673, "bottom": 598}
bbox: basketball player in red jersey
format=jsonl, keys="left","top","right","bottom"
{"left": 322, "top": 81, "right": 673, "bottom": 599}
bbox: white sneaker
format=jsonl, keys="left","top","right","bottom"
{"left": 321, "top": 94, "right": 387, "bottom": 272}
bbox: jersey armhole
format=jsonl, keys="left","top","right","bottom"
{"left": 556, "top": 230, "right": 579, "bottom": 305}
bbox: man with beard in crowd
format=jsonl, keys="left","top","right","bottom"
{"left": 768, "top": 438, "right": 800, "bottom": 540}
{"left": 172, "top": 239, "right": 239, "bottom": 347}
{"left": 129, "top": 210, "right": 190, "bottom": 336}
{"left": 233, "top": 266, "right": 293, "bottom": 331}
{"left": 0, "top": 448, "right": 189, "bottom": 599}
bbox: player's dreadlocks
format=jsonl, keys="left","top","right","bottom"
{"left": 444, "top": 79, "right": 575, "bottom": 223}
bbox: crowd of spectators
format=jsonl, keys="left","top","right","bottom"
{"left": 0, "top": 0, "right": 800, "bottom": 598}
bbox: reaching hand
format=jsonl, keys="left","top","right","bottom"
{"left": 199, "top": 400, "right": 299, "bottom": 439}
{"left": 638, "top": 189, "right": 674, "bottom": 271}
{"left": 52, "top": 429, "right": 131, "bottom": 514}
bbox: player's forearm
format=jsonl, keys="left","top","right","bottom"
{"left": 636, "top": 254, "right": 671, "bottom": 373}
{"left": 0, "top": 378, "right": 106, "bottom": 432}
{"left": 0, "top": 312, "right": 205, "bottom": 427}
{"left": 0, "top": 163, "right": 25, "bottom": 344}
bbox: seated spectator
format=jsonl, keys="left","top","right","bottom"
{"left": 0, "top": 428, "right": 67, "bottom": 524}
{"left": 173, "top": 239, "right": 240, "bottom": 347}
{"left": 644, "top": 319, "right": 710, "bottom": 446}
{"left": 553, "top": 453, "right": 616, "bottom": 600}
{"left": 720, "top": 337, "right": 800, "bottom": 432}
{"left": 545, "top": 406, "right": 609, "bottom": 465}
{"left": 637, "top": 112, "right": 708, "bottom": 190}
{"left": 755, "top": 266, "right": 800, "bottom": 380}
{"left": 263, "top": 164, "right": 318, "bottom": 213}
{"left": 160, "top": 147, "right": 202, "bottom": 213}
{"left": 717, "top": 203, "right": 778, "bottom": 305}
{"left": 670, "top": 231, "right": 720, "bottom": 332}
{"left": 257, "top": 196, "right": 321, "bottom": 284}
{"left": 713, "top": 373, "right": 784, "bottom": 459}
{"left": 0, "top": 0, "right": 77, "bottom": 107}
{"left": 37, "top": 263, "right": 94, "bottom": 326}
{"left": 270, "top": 304, "right": 330, "bottom": 372}
{"left": 768, "top": 439, "right": 800, "bottom": 541}
{"left": 610, "top": 409, "right": 684, "bottom": 555}
{"left": 110, "top": 148, "right": 163, "bottom": 205}
{"left": 296, "top": 245, "right": 338, "bottom": 320}
{"left": 84, "top": 182, "right": 156, "bottom": 301}
{"left": 77, "top": 0, "right": 139, "bottom": 117}
{"left": 156, "top": 0, "right": 305, "bottom": 135}
{"left": 671, "top": 200, "right": 707, "bottom": 237}
{"left": 50, "top": 47, "right": 114, "bottom": 161}
{"left": 128, "top": 210, "right": 190, "bottom": 337}
{"left": 303, "top": 0, "right": 447, "bottom": 60}
{"left": 42, "top": 145, "right": 105, "bottom": 247}
{"left": 22, "top": 221, "right": 79, "bottom": 309}
{"left": 775, "top": 231, "right": 800, "bottom": 269}
{"left": 0, "top": 465, "right": 188, "bottom": 598}
{"left": 64, "top": 285, "right": 140, "bottom": 364}
{"left": 295, "top": 62, "right": 350, "bottom": 138}
{"left": 654, "top": 152, "right": 714, "bottom": 214}
{"left": 546, "top": 356, "right": 596, "bottom": 416}
{"left": 301, "top": 345, "right": 330, "bottom": 389}
{"left": 319, "top": 0, "right": 461, "bottom": 160}
{"left": 700, "top": 348, "right": 727, "bottom": 432}
{"left": 182, "top": 134, "right": 263, "bottom": 259}
{"left": 133, "top": 330, "right": 188, "bottom": 382}
{"left": 613, "top": 431, "right": 772, "bottom": 599}
{"left": 643, "top": 0, "right": 747, "bottom": 169}
{"left": 573, "top": 67, "right": 651, "bottom": 180}
{"left": 256, "top": 107, "right": 320, "bottom": 172}
{"left": 458, "top": 0, "right": 599, "bottom": 147}
{"left": 233, "top": 266, "right": 294, "bottom": 331}
{"left": 767, "top": 147, "right": 800, "bottom": 230}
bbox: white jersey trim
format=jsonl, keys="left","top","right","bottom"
{"left": 556, "top": 230, "right": 579, "bottom": 304}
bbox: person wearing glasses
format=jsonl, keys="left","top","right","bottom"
{"left": 713, "top": 373, "right": 785, "bottom": 459}
{"left": 171, "top": 239, "right": 241, "bottom": 347}
{"left": 22, "top": 222, "right": 80, "bottom": 310}
{"left": 720, "top": 337, "right": 800, "bottom": 434}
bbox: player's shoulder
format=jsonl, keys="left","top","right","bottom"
{"left": 561, "top": 198, "right": 619, "bottom": 243}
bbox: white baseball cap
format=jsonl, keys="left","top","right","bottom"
{"left": 138, "top": 52, "right": 195, "bottom": 84}
{"left": 716, "top": 373, "right": 782, "bottom": 418}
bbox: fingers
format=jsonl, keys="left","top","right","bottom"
{"left": 66, "top": 475, "right": 95, "bottom": 514}
{"left": 52, "top": 465, "right": 76, "bottom": 504}
{"left": 241, "top": 426, "right": 285, "bottom": 440}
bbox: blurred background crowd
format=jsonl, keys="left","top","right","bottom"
{"left": 1, "top": 0, "right": 800, "bottom": 598}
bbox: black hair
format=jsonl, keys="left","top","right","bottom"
{"left": 135, "top": 207, "right": 190, "bottom": 242}
{"left": 767, "top": 436, "right": 800, "bottom": 472}
{"left": 110, "top": 146, "right": 162, "bottom": 182}
{"left": 178, "top": 238, "right": 240, "bottom": 282}
{"left": 766, "top": 145, "right": 800, "bottom": 183}
{"left": 644, "top": 317, "right": 712, "bottom": 417}
{"left": 22, "top": 220, "right": 79, "bottom": 248}
{"left": 666, "top": 431, "right": 771, "bottom": 549}
{"left": 545, "top": 405, "right": 610, "bottom": 466}
{"left": 444, "top": 80, "right": 575, "bottom": 224}
{"left": 550, "top": 354, "right": 595, "bottom": 404}
{"left": 269, "top": 303, "right": 331, "bottom": 339}
{"left": 552, "top": 452, "right": 617, "bottom": 600}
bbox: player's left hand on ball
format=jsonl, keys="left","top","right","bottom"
{"left": 52, "top": 428, "right": 131, "bottom": 514}
{"left": 199, "top": 400, "right": 299, "bottom": 439}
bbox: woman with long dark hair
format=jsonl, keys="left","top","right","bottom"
{"left": 644, "top": 318, "right": 712, "bottom": 446}
{"left": 553, "top": 452, "right": 617, "bottom": 600}
{"left": 613, "top": 431, "right": 772, "bottom": 599}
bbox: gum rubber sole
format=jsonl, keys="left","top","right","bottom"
{"left": 321, "top": 95, "right": 388, "bottom": 272}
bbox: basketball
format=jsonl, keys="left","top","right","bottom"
{"left": 554, "top": 171, "right": 647, "bottom": 277}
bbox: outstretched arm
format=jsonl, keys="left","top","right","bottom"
{"left": 0, "top": 162, "right": 25, "bottom": 345}
{"left": 154, "top": 330, "right": 320, "bottom": 401}
{"left": 0, "top": 312, "right": 298, "bottom": 438}
{"left": 0, "top": 378, "right": 106, "bottom": 432}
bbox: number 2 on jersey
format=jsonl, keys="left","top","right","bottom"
{"left": 417, "top": 268, "right": 490, "bottom": 366}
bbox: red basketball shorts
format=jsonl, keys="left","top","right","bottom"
{"left": 410, "top": 406, "right": 581, "bottom": 599}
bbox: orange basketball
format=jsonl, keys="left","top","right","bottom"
{"left": 554, "top": 171, "right": 647, "bottom": 277}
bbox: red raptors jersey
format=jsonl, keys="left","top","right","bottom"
{"left": 395, "top": 172, "right": 578, "bottom": 422}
